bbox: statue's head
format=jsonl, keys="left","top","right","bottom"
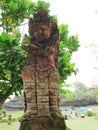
{"left": 29, "top": 8, "right": 52, "bottom": 42}
{"left": 33, "top": 22, "right": 51, "bottom": 42}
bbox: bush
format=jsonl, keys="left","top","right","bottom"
{"left": 0, "top": 110, "right": 6, "bottom": 116}
{"left": 75, "top": 111, "right": 79, "bottom": 118}
{"left": 86, "top": 110, "right": 94, "bottom": 117}
{"left": 93, "top": 110, "right": 97, "bottom": 116}
{"left": 0, "top": 110, "right": 6, "bottom": 120}
{"left": 0, "top": 111, "right": 23, "bottom": 123}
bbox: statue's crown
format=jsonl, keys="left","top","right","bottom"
{"left": 33, "top": 8, "right": 51, "bottom": 23}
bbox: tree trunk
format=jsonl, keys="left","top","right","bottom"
{"left": 0, "top": 102, "right": 3, "bottom": 110}
{"left": 0, "top": 85, "right": 13, "bottom": 110}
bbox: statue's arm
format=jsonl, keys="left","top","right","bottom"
{"left": 21, "top": 36, "right": 37, "bottom": 52}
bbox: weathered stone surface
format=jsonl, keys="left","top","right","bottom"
{"left": 37, "top": 89, "right": 49, "bottom": 95}
{"left": 19, "top": 7, "right": 67, "bottom": 130}
{"left": 19, "top": 112, "right": 66, "bottom": 130}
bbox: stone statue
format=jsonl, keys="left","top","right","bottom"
{"left": 19, "top": 8, "right": 67, "bottom": 130}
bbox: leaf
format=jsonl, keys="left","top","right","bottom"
{"left": 0, "top": 32, "right": 10, "bottom": 42}
{"left": 69, "top": 63, "right": 75, "bottom": 70}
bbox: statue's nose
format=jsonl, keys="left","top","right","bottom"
{"left": 40, "top": 28, "right": 44, "bottom": 34}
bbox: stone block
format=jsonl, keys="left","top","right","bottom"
{"left": 24, "top": 83, "right": 35, "bottom": 89}
{"left": 37, "top": 103, "right": 49, "bottom": 110}
{"left": 49, "top": 96, "right": 57, "bottom": 102}
{"left": 36, "top": 83, "right": 49, "bottom": 88}
{"left": 37, "top": 96, "right": 49, "bottom": 102}
{"left": 26, "top": 95, "right": 36, "bottom": 103}
{"left": 49, "top": 83, "right": 58, "bottom": 89}
{"left": 21, "top": 70, "right": 35, "bottom": 82}
{"left": 37, "top": 89, "right": 49, "bottom": 95}
{"left": 38, "top": 109, "right": 50, "bottom": 116}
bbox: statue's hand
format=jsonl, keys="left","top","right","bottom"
{"left": 22, "top": 36, "right": 37, "bottom": 48}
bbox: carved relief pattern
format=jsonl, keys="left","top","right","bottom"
{"left": 19, "top": 8, "right": 67, "bottom": 130}
{"left": 21, "top": 8, "right": 60, "bottom": 117}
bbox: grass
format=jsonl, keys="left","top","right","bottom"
{"left": 66, "top": 117, "right": 98, "bottom": 130}
{"left": 0, "top": 122, "right": 19, "bottom": 130}
{"left": 0, "top": 117, "right": 98, "bottom": 130}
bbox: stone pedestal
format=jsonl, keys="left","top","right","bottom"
{"left": 19, "top": 112, "right": 66, "bottom": 130}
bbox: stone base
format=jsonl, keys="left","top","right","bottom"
{"left": 19, "top": 112, "right": 67, "bottom": 130}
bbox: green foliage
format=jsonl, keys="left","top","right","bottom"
{"left": 59, "top": 24, "right": 80, "bottom": 84}
{"left": 0, "top": 83, "right": 10, "bottom": 99}
{"left": 35, "top": 0, "right": 50, "bottom": 12}
{"left": 51, "top": 15, "right": 58, "bottom": 23}
{"left": 0, "top": 27, "right": 35, "bottom": 98}
{"left": 86, "top": 110, "right": 94, "bottom": 117}
{"left": 74, "top": 82, "right": 88, "bottom": 100}
{"left": 0, "top": 30, "right": 26, "bottom": 104}
{"left": 95, "top": 88, "right": 98, "bottom": 102}
{"left": 60, "top": 88, "right": 75, "bottom": 102}
{"left": 0, "top": 0, "right": 35, "bottom": 31}
{"left": 0, "top": 111, "right": 23, "bottom": 122}
{"left": 0, "top": 0, "right": 34, "bottom": 107}
{"left": 96, "top": 94, "right": 98, "bottom": 102}
{"left": 0, "top": 110, "right": 6, "bottom": 120}
{"left": 73, "top": 81, "right": 95, "bottom": 100}
{"left": 0, "top": 0, "right": 57, "bottom": 32}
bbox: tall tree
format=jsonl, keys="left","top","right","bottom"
{"left": 73, "top": 81, "right": 95, "bottom": 100}
{"left": 0, "top": 0, "right": 35, "bottom": 109}
{"left": 0, "top": 0, "right": 80, "bottom": 109}
{"left": 59, "top": 24, "right": 79, "bottom": 85}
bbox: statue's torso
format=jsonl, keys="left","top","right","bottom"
{"left": 25, "top": 45, "right": 57, "bottom": 72}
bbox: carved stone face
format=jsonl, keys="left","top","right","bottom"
{"left": 33, "top": 23, "right": 51, "bottom": 42}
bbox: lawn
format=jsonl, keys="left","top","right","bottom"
{"left": 0, "top": 122, "right": 19, "bottom": 130}
{"left": 66, "top": 117, "right": 98, "bottom": 130}
{"left": 0, "top": 117, "right": 98, "bottom": 130}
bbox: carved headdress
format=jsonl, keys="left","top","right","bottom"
{"left": 29, "top": 8, "right": 52, "bottom": 36}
